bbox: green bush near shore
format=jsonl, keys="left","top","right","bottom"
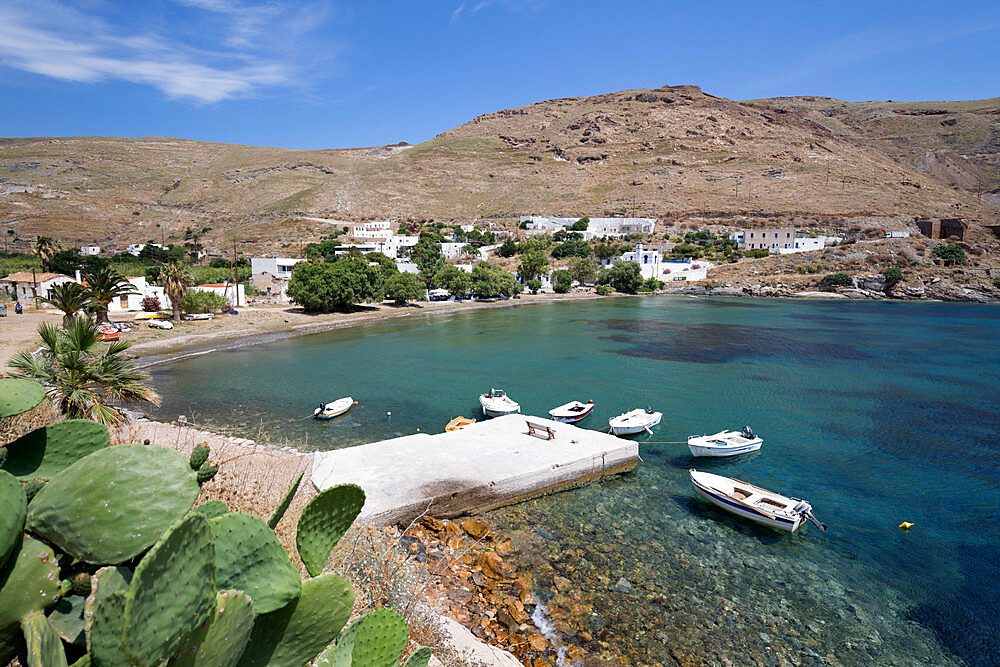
{"left": 819, "top": 273, "right": 853, "bottom": 290}
{"left": 180, "top": 290, "right": 230, "bottom": 314}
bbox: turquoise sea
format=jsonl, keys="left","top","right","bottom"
{"left": 148, "top": 297, "right": 1000, "bottom": 665}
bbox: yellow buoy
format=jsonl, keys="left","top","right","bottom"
{"left": 899, "top": 521, "right": 914, "bottom": 530}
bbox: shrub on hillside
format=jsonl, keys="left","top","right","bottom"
{"left": 819, "top": 273, "right": 853, "bottom": 291}
{"left": 744, "top": 249, "right": 771, "bottom": 259}
{"left": 933, "top": 244, "right": 966, "bottom": 266}
{"left": 883, "top": 267, "right": 904, "bottom": 290}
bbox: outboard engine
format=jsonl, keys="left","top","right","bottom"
{"left": 792, "top": 500, "right": 827, "bottom": 532}
{"left": 741, "top": 425, "right": 755, "bottom": 439}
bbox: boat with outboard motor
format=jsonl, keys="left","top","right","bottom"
{"left": 687, "top": 426, "right": 763, "bottom": 457}
{"left": 479, "top": 388, "right": 520, "bottom": 417}
{"left": 548, "top": 400, "right": 594, "bottom": 423}
{"left": 609, "top": 407, "right": 662, "bottom": 436}
{"left": 314, "top": 397, "right": 355, "bottom": 420}
{"left": 689, "top": 469, "right": 826, "bottom": 533}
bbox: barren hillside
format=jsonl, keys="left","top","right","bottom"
{"left": 1, "top": 85, "right": 997, "bottom": 251}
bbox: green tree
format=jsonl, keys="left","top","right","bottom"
{"left": 819, "top": 273, "right": 853, "bottom": 290}
{"left": 593, "top": 243, "right": 620, "bottom": 261}
{"left": 597, "top": 262, "right": 643, "bottom": 294}
{"left": 526, "top": 279, "right": 542, "bottom": 294}
{"left": 9, "top": 316, "right": 160, "bottom": 424}
{"left": 552, "top": 270, "right": 573, "bottom": 293}
{"left": 287, "top": 259, "right": 383, "bottom": 312}
{"left": 433, "top": 264, "right": 472, "bottom": 296}
{"left": 410, "top": 235, "right": 444, "bottom": 286}
{"left": 569, "top": 256, "right": 599, "bottom": 284}
{"left": 81, "top": 265, "right": 138, "bottom": 322}
{"left": 385, "top": 272, "right": 424, "bottom": 304}
{"left": 551, "top": 240, "right": 591, "bottom": 259}
{"left": 470, "top": 264, "right": 522, "bottom": 299}
{"left": 44, "top": 249, "right": 83, "bottom": 275}
{"left": 883, "top": 267, "right": 904, "bottom": 290}
{"left": 932, "top": 244, "right": 965, "bottom": 266}
{"left": 518, "top": 246, "right": 549, "bottom": 281}
{"left": 570, "top": 217, "right": 590, "bottom": 231}
{"left": 161, "top": 262, "right": 193, "bottom": 322}
{"left": 303, "top": 239, "right": 342, "bottom": 261}
{"left": 496, "top": 238, "right": 518, "bottom": 258}
{"left": 37, "top": 281, "right": 92, "bottom": 327}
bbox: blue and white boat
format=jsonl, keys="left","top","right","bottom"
{"left": 687, "top": 426, "right": 762, "bottom": 457}
{"left": 689, "top": 470, "right": 826, "bottom": 533}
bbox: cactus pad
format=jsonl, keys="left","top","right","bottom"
{"left": 0, "top": 378, "right": 45, "bottom": 419}
{"left": 296, "top": 483, "right": 365, "bottom": 576}
{"left": 26, "top": 444, "right": 200, "bottom": 563}
{"left": 0, "top": 470, "right": 26, "bottom": 565}
{"left": 237, "top": 574, "right": 354, "bottom": 667}
{"left": 316, "top": 609, "right": 409, "bottom": 667}
{"left": 21, "top": 611, "right": 69, "bottom": 667}
{"left": 88, "top": 590, "right": 127, "bottom": 667}
{"left": 191, "top": 500, "right": 229, "bottom": 520}
{"left": 2, "top": 420, "right": 109, "bottom": 481}
{"left": 208, "top": 512, "right": 300, "bottom": 614}
{"left": 48, "top": 594, "right": 87, "bottom": 645}
{"left": 403, "top": 646, "right": 434, "bottom": 667}
{"left": 71, "top": 572, "right": 92, "bottom": 596}
{"left": 169, "top": 589, "right": 254, "bottom": 667}
{"left": 84, "top": 566, "right": 132, "bottom": 653}
{"left": 22, "top": 479, "right": 45, "bottom": 502}
{"left": 121, "top": 513, "right": 216, "bottom": 667}
{"left": 0, "top": 536, "right": 60, "bottom": 665}
{"left": 189, "top": 445, "right": 209, "bottom": 470}
{"left": 196, "top": 463, "right": 218, "bottom": 485}
{"left": 267, "top": 471, "right": 303, "bottom": 530}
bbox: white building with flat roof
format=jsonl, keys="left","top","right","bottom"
{"left": 251, "top": 257, "right": 305, "bottom": 279}
{"left": 730, "top": 229, "right": 843, "bottom": 254}
{"left": 80, "top": 246, "right": 101, "bottom": 256}
{"left": 520, "top": 216, "right": 656, "bottom": 240}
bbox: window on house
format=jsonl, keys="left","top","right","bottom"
{"left": 120, "top": 296, "right": 128, "bottom": 308}
{"left": 787, "top": 232, "right": 791, "bottom": 238}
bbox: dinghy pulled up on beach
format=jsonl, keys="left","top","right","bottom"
{"left": 689, "top": 469, "right": 826, "bottom": 533}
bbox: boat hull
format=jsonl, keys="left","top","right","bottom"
{"left": 481, "top": 404, "right": 520, "bottom": 418}
{"left": 687, "top": 438, "right": 763, "bottom": 457}
{"left": 609, "top": 412, "right": 662, "bottom": 436}
{"left": 689, "top": 471, "right": 804, "bottom": 532}
{"left": 315, "top": 397, "right": 354, "bottom": 420}
{"left": 548, "top": 402, "right": 594, "bottom": 423}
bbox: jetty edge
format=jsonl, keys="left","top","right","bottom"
{"left": 311, "top": 414, "right": 638, "bottom": 526}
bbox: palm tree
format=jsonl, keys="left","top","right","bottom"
{"left": 81, "top": 265, "right": 137, "bottom": 322}
{"left": 33, "top": 236, "right": 60, "bottom": 264}
{"left": 37, "top": 282, "right": 92, "bottom": 327}
{"left": 9, "top": 316, "right": 160, "bottom": 425}
{"left": 161, "top": 261, "right": 192, "bottom": 322}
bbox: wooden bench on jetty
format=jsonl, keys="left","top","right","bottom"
{"left": 525, "top": 420, "right": 556, "bottom": 440}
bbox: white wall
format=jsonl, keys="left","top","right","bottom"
{"left": 251, "top": 257, "right": 304, "bottom": 279}
{"left": 192, "top": 283, "right": 245, "bottom": 306}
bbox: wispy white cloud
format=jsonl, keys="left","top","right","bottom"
{"left": 0, "top": 0, "right": 331, "bottom": 103}
{"left": 450, "top": 0, "right": 548, "bottom": 23}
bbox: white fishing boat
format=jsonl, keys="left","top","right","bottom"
{"left": 609, "top": 407, "right": 662, "bottom": 436}
{"left": 548, "top": 400, "right": 594, "bottom": 423}
{"left": 185, "top": 313, "right": 215, "bottom": 321}
{"left": 479, "top": 388, "right": 520, "bottom": 417}
{"left": 314, "top": 397, "right": 355, "bottom": 420}
{"left": 687, "top": 426, "right": 763, "bottom": 457}
{"left": 689, "top": 470, "right": 826, "bottom": 533}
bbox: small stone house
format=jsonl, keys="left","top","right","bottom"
{"left": 0, "top": 272, "right": 75, "bottom": 304}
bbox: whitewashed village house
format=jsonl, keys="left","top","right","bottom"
{"left": 250, "top": 257, "right": 305, "bottom": 303}
{"left": 731, "top": 229, "right": 843, "bottom": 254}
{"left": 520, "top": 216, "right": 657, "bottom": 240}
{"left": 0, "top": 272, "right": 76, "bottom": 304}
{"left": 600, "top": 243, "right": 714, "bottom": 282}
{"left": 79, "top": 246, "right": 101, "bottom": 256}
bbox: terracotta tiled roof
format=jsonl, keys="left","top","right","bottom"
{"left": 0, "top": 272, "right": 71, "bottom": 283}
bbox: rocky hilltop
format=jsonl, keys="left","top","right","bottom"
{"left": 0, "top": 85, "right": 997, "bottom": 249}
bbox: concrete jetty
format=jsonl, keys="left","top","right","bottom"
{"left": 311, "top": 414, "right": 638, "bottom": 526}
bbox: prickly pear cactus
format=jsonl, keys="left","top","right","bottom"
{"left": 71, "top": 572, "right": 92, "bottom": 596}
{"left": 26, "top": 444, "right": 201, "bottom": 563}
{"left": 191, "top": 500, "right": 229, "bottom": 520}
{"left": 83, "top": 566, "right": 132, "bottom": 653}
{"left": 403, "top": 646, "right": 434, "bottom": 667}
{"left": 0, "top": 536, "right": 60, "bottom": 665}
{"left": 47, "top": 594, "right": 87, "bottom": 646}
{"left": 120, "top": 513, "right": 216, "bottom": 666}
{"left": 21, "top": 611, "right": 68, "bottom": 667}
{"left": 208, "top": 512, "right": 300, "bottom": 614}
{"left": 189, "top": 444, "right": 209, "bottom": 470}
{"left": 2, "top": 420, "right": 109, "bottom": 480}
{"left": 296, "top": 483, "right": 366, "bottom": 576}
{"left": 196, "top": 463, "right": 218, "bottom": 485}
{"left": 22, "top": 478, "right": 45, "bottom": 502}
{"left": 168, "top": 589, "right": 254, "bottom": 667}
{"left": 237, "top": 574, "right": 355, "bottom": 667}
{"left": 0, "top": 377, "right": 45, "bottom": 419}
{"left": 267, "top": 471, "right": 303, "bottom": 530}
{"left": 88, "top": 590, "right": 127, "bottom": 667}
{"left": 0, "top": 470, "right": 26, "bottom": 565}
{"left": 314, "top": 608, "right": 409, "bottom": 667}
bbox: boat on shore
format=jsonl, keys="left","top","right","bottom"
{"left": 687, "top": 426, "right": 763, "bottom": 457}
{"left": 479, "top": 388, "right": 520, "bottom": 417}
{"left": 689, "top": 470, "right": 826, "bottom": 533}
{"left": 446, "top": 416, "right": 476, "bottom": 431}
{"left": 548, "top": 400, "right": 594, "bottom": 423}
{"left": 314, "top": 397, "right": 355, "bottom": 420}
{"left": 609, "top": 408, "right": 662, "bottom": 436}
{"left": 185, "top": 313, "right": 215, "bottom": 321}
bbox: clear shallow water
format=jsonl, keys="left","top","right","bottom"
{"left": 150, "top": 297, "right": 1000, "bottom": 665}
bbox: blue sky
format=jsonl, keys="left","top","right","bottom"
{"left": 0, "top": 1, "right": 997, "bottom": 149}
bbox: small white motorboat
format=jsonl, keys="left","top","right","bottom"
{"left": 609, "top": 407, "right": 662, "bottom": 436}
{"left": 185, "top": 313, "right": 215, "bottom": 321}
{"left": 314, "top": 397, "right": 355, "bottom": 420}
{"left": 689, "top": 470, "right": 826, "bottom": 533}
{"left": 548, "top": 400, "right": 594, "bottom": 423}
{"left": 479, "top": 388, "right": 520, "bottom": 418}
{"left": 687, "top": 425, "right": 763, "bottom": 457}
